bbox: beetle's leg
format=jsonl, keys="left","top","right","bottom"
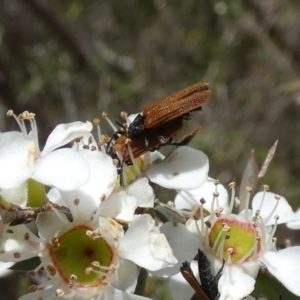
{"left": 157, "top": 135, "right": 168, "bottom": 143}
{"left": 145, "top": 136, "right": 160, "bottom": 152}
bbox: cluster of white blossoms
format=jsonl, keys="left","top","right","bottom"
{"left": 0, "top": 110, "right": 300, "bottom": 300}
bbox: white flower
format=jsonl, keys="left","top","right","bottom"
{"left": 50, "top": 135, "right": 154, "bottom": 223}
{"left": 0, "top": 202, "right": 177, "bottom": 300}
{"left": 0, "top": 111, "right": 93, "bottom": 205}
{"left": 164, "top": 184, "right": 300, "bottom": 299}
{"left": 0, "top": 138, "right": 177, "bottom": 299}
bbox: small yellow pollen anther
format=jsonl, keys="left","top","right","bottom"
{"left": 215, "top": 207, "right": 223, "bottom": 217}
{"left": 86, "top": 230, "right": 93, "bottom": 237}
{"left": 120, "top": 111, "right": 128, "bottom": 120}
{"left": 112, "top": 159, "right": 119, "bottom": 166}
{"left": 18, "top": 113, "right": 25, "bottom": 120}
{"left": 51, "top": 237, "right": 59, "bottom": 245}
{"left": 110, "top": 264, "right": 117, "bottom": 271}
{"left": 28, "top": 112, "right": 36, "bottom": 119}
{"left": 74, "top": 136, "right": 82, "bottom": 143}
{"left": 246, "top": 187, "right": 253, "bottom": 193}
{"left": 28, "top": 285, "right": 37, "bottom": 292}
{"left": 70, "top": 274, "right": 77, "bottom": 280}
{"left": 192, "top": 207, "right": 201, "bottom": 220}
{"left": 46, "top": 265, "right": 56, "bottom": 276}
{"left": 275, "top": 194, "right": 281, "bottom": 200}
{"left": 56, "top": 289, "right": 65, "bottom": 297}
{"left": 85, "top": 267, "right": 93, "bottom": 275}
{"left": 102, "top": 111, "right": 108, "bottom": 118}
{"left": 205, "top": 220, "right": 212, "bottom": 228}
{"left": 92, "top": 261, "right": 100, "bottom": 267}
{"left": 6, "top": 110, "right": 13, "bottom": 116}
{"left": 227, "top": 247, "right": 233, "bottom": 254}
{"left": 167, "top": 201, "right": 174, "bottom": 207}
{"left": 214, "top": 179, "right": 220, "bottom": 185}
{"left": 154, "top": 198, "right": 160, "bottom": 204}
{"left": 213, "top": 191, "right": 219, "bottom": 197}
{"left": 263, "top": 184, "right": 270, "bottom": 191}
{"left": 228, "top": 181, "right": 235, "bottom": 189}
{"left": 93, "top": 118, "right": 101, "bottom": 126}
{"left": 101, "top": 134, "right": 111, "bottom": 144}
{"left": 222, "top": 224, "right": 230, "bottom": 232}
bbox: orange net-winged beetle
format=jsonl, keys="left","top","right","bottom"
{"left": 107, "top": 81, "right": 211, "bottom": 164}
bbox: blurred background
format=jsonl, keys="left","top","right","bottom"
{"left": 1, "top": 0, "right": 300, "bottom": 299}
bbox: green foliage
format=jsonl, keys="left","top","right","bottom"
{"left": 9, "top": 257, "right": 41, "bottom": 272}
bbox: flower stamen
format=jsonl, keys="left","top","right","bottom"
{"left": 244, "top": 187, "right": 253, "bottom": 221}
{"left": 264, "top": 194, "right": 280, "bottom": 225}
{"left": 228, "top": 181, "right": 236, "bottom": 214}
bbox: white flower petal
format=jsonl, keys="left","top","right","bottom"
{"left": 120, "top": 215, "right": 177, "bottom": 271}
{"left": 175, "top": 178, "right": 228, "bottom": 212}
{"left": 75, "top": 150, "right": 117, "bottom": 198}
{"left": 0, "top": 262, "right": 13, "bottom": 277}
{"left": 42, "top": 121, "right": 93, "bottom": 156}
{"left": 146, "top": 146, "right": 209, "bottom": 189}
{"left": 218, "top": 265, "right": 255, "bottom": 300}
{"left": 99, "top": 179, "right": 153, "bottom": 222}
{"left": 32, "top": 148, "right": 90, "bottom": 190}
{"left": 287, "top": 207, "right": 300, "bottom": 230}
{"left": 261, "top": 247, "right": 300, "bottom": 296}
{"left": 0, "top": 181, "right": 28, "bottom": 206}
{"left": 60, "top": 150, "right": 117, "bottom": 220}
{"left": 99, "top": 190, "right": 138, "bottom": 222}
{"left": 47, "top": 188, "right": 66, "bottom": 206}
{"left": 103, "top": 286, "right": 150, "bottom": 300}
{"left": 0, "top": 224, "right": 40, "bottom": 262}
{"left": 252, "top": 192, "right": 296, "bottom": 225}
{"left": 127, "top": 178, "right": 154, "bottom": 207}
{"left": 19, "top": 285, "right": 63, "bottom": 300}
{"left": 0, "top": 132, "right": 35, "bottom": 189}
{"left": 151, "top": 222, "right": 199, "bottom": 277}
{"left": 36, "top": 212, "right": 71, "bottom": 240}
{"left": 112, "top": 259, "right": 138, "bottom": 293}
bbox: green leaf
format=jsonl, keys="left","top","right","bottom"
{"left": 9, "top": 257, "right": 41, "bottom": 271}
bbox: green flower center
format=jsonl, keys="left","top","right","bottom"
{"left": 49, "top": 225, "right": 113, "bottom": 286}
{"left": 209, "top": 217, "right": 260, "bottom": 263}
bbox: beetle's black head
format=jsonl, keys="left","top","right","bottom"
{"left": 127, "top": 113, "right": 145, "bottom": 139}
